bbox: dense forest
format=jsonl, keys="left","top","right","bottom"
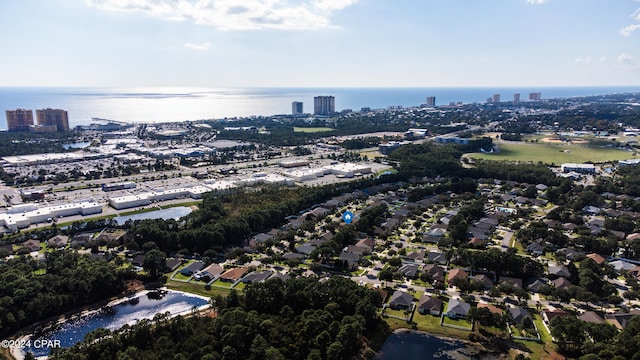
{"left": 0, "top": 250, "right": 131, "bottom": 338}
{"left": 49, "top": 276, "right": 387, "bottom": 360}
{"left": 0, "top": 132, "right": 78, "bottom": 157}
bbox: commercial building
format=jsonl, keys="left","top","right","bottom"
{"left": 561, "top": 163, "right": 596, "bottom": 174}
{"left": 292, "top": 101, "right": 303, "bottom": 115}
{"left": 426, "top": 96, "right": 436, "bottom": 107}
{"left": 36, "top": 108, "right": 70, "bottom": 132}
{"left": 529, "top": 92, "right": 542, "bottom": 101}
{"left": 492, "top": 94, "right": 501, "bottom": 103}
{"left": 314, "top": 96, "right": 335, "bottom": 115}
{"left": 0, "top": 200, "right": 102, "bottom": 231}
{"left": 6, "top": 109, "right": 34, "bottom": 131}
{"left": 513, "top": 93, "right": 520, "bottom": 103}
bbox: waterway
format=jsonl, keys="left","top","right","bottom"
{"left": 375, "top": 330, "right": 501, "bottom": 360}
{"left": 22, "top": 290, "right": 209, "bottom": 357}
{"left": 114, "top": 206, "right": 193, "bottom": 225}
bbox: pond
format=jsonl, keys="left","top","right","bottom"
{"left": 62, "top": 142, "right": 91, "bottom": 149}
{"left": 374, "top": 330, "right": 498, "bottom": 360}
{"left": 114, "top": 206, "right": 193, "bottom": 225}
{"left": 23, "top": 290, "right": 209, "bottom": 357}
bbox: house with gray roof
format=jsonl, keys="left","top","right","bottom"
{"left": 445, "top": 299, "right": 470, "bottom": 319}
{"left": 242, "top": 270, "right": 273, "bottom": 284}
{"left": 389, "top": 291, "right": 414, "bottom": 311}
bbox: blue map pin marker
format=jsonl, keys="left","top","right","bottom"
{"left": 342, "top": 211, "right": 353, "bottom": 224}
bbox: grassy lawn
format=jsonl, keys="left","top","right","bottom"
{"left": 212, "top": 279, "right": 234, "bottom": 288}
{"left": 469, "top": 142, "right": 635, "bottom": 164}
{"left": 293, "top": 127, "right": 335, "bottom": 133}
{"left": 383, "top": 307, "right": 413, "bottom": 319}
{"left": 166, "top": 280, "right": 230, "bottom": 298}
{"left": 172, "top": 272, "right": 192, "bottom": 281}
{"left": 442, "top": 316, "right": 473, "bottom": 329}
{"left": 407, "top": 314, "right": 473, "bottom": 339}
{"left": 233, "top": 282, "right": 246, "bottom": 290}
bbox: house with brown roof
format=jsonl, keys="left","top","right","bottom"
{"left": 586, "top": 253, "right": 606, "bottom": 265}
{"left": 472, "top": 274, "right": 494, "bottom": 289}
{"left": 417, "top": 294, "right": 442, "bottom": 316}
{"left": 447, "top": 268, "right": 468, "bottom": 285}
{"left": 578, "top": 311, "right": 605, "bottom": 324}
{"left": 478, "top": 303, "right": 503, "bottom": 316}
{"left": 499, "top": 276, "right": 523, "bottom": 289}
{"left": 423, "top": 264, "right": 445, "bottom": 284}
{"left": 219, "top": 267, "right": 249, "bottom": 282}
{"left": 21, "top": 239, "right": 41, "bottom": 252}
{"left": 47, "top": 235, "right": 69, "bottom": 248}
{"left": 551, "top": 277, "right": 572, "bottom": 291}
{"left": 542, "top": 309, "right": 572, "bottom": 324}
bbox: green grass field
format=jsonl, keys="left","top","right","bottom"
{"left": 293, "top": 127, "right": 335, "bottom": 133}
{"left": 469, "top": 142, "right": 636, "bottom": 164}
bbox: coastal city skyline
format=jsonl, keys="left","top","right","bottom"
{"left": 1, "top": 0, "right": 640, "bottom": 88}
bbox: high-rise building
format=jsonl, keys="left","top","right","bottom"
{"left": 314, "top": 96, "right": 335, "bottom": 115}
{"left": 513, "top": 93, "right": 520, "bottom": 103}
{"left": 492, "top": 94, "right": 501, "bottom": 103}
{"left": 292, "top": 101, "right": 303, "bottom": 115}
{"left": 426, "top": 96, "right": 436, "bottom": 107}
{"left": 6, "top": 109, "right": 34, "bottom": 131}
{"left": 36, "top": 108, "right": 70, "bottom": 132}
{"left": 529, "top": 92, "right": 542, "bottom": 101}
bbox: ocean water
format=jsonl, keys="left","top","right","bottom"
{"left": 1, "top": 86, "right": 640, "bottom": 129}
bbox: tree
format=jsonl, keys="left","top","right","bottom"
{"left": 143, "top": 249, "right": 167, "bottom": 279}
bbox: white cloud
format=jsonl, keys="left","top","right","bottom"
{"left": 632, "top": 8, "right": 640, "bottom": 21}
{"left": 617, "top": 53, "right": 635, "bottom": 65}
{"left": 621, "top": 23, "right": 640, "bottom": 36}
{"left": 184, "top": 42, "right": 211, "bottom": 50}
{"left": 86, "top": 0, "right": 358, "bottom": 30}
{"left": 526, "top": 0, "right": 547, "bottom": 4}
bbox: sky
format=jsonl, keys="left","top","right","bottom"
{"left": 1, "top": 0, "right": 639, "bottom": 87}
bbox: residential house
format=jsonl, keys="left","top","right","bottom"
{"left": 282, "top": 252, "right": 305, "bottom": 260}
{"left": 71, "top": 232, "right": 93, "bottom": 247}
{"left": 270, "top": 272, "right": 291, "bottom": 282}
{"left": 164, "top": 258, "right": 182, "bottom": 272}
{"left": 472, "top": 274, "right": 494, "bottom": 289}
{"left": 499, "top": 276, "right": 523, "bottom": 289}
{"left": 526, "top": 242, "right": 544, "bottom": 256}
{"left": 388, "top": 291, "right": 414, "bottom": 311}
{"left": 423, "top": 264, "right": 445, "bottom": 284}
{"left": 427, "top": 251, "right": 447, "bottom": 265}
{"left": 406, "top": 250, "right": 425, "bottom": 262}
{"left": 586, "top": 253, "right": 606, "bottom": 265}
{"left": 47, "top": 235, "right": 69, "bottom": 248}
{"left": 180, "top": 261, "right": 205, "bottom": 276}
{"left": 195, "top": 263, "right": 223, "bottom": 280}
{"left": 0, "top": 244, "right": 13, "bottom": 256}
{"left": 478, "top": 303, "right": 503, "bottom": 316}
{"left": 551, "top": 277, "right": 572, "bottom": 291}
{"left": 556, "top": 248, "right": 584, "bottom": 261}
{"left": 508, "top": 307, "right": 531, "bottom": 325}
{"left": 21, "top": 239, "right": 41, "bottom": 252}
{"left": 609, "top": 260, "right": 637, "bottom": 273}
{"left": 423, "top": 227, "right": 447, "bottom": 244}
{"left": 398, "top": 263, "right": 419, "bottom": 279}
{"left": 355, "top": 238, "right": 375, "bottom": 253}
{"left": 445, "top": 299, "right": 470, "bottom": 319}
{"left": 528, "top": 279, "right": 549, "bottom": 293}
{"left": 417, "top": 295, "right": 442, "bottom": 316}
{"left": 578, "top": 311, "right": 605, "bottom": 324}
{"left": 241, "top": 270, "right": 273, "bottom": 284}
{"left": 219, "top": 267, "right": 249, "bottom": 282}
{"left": 548, "top": 265, "right": 572, "bottom": 278}
{"left": 132, "top": 254, "right": 145, "bottom": 267}
{"left": 542, "top": 309, "right": 572, "bottom": 324}
{"left": 605, "top": 310, "right": 640, "bottom": 330}
{"left": 448, "top": 268, "right": 468, "bottom": 285}
{"left": 296, "top": 244, "right": 316, "bottom": 255}
{"left": 339, "top": 250, "right": 360, "bottom": 270}
{"left": 250, "top": 233, "right": 274, "bottom": 248}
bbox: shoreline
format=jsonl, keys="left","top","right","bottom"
{"left": 379, "top": 328, "right": 506, "bottom": 360}
{"left": 9, "top": 287, "right": 211, "bottom": 360}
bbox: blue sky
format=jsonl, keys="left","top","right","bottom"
{"left": 1, "top": 0, "right": 639, "bottom": 87}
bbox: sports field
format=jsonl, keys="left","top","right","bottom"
{"left": 469, "top": 142, "right": 636, "bottom": 164}
{"left": 293, "top": 127, "right": 335, "bottom": 133}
